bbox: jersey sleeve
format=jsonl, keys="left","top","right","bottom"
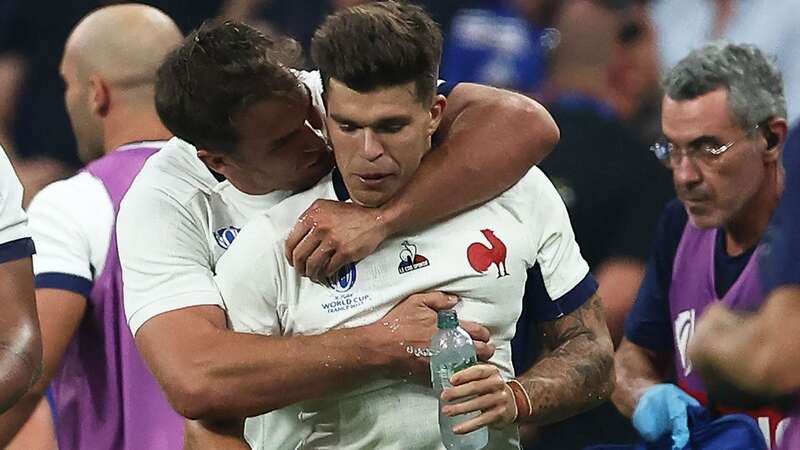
{"left": 27, "top": 174, "right": 113, "bottom": 297}
{"left": 624, "top": 198, "right": 687, "bottom": 352}
{"left": 519, "top": 168, "right": 597, "bottom": 321}
{"left": 118, "top": 186, "right": 223, "bottom": 335}
{"left": 0, "top": 146, "right": 34, "bottom": 264}
{"left": 213, "top": 216, "right": 282, "bottom": 335}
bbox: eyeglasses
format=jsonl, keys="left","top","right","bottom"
{"left": 650, "top": 124, "right": 762, "bottom": 169}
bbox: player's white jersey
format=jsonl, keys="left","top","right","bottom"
{"left": 29, "top": 171, "right": 113, "bottom": 283}
{"left": 118, "top": 71, "right": 325, "bottom": 335}
{"left": 0, "top": 145, "right": 33, "bottom": 262}
{"left": 215, "top": 167, "right": 592, "bottom": 450}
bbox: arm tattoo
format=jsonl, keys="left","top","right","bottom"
{"left": 518, "top": 294, "right": 615, "bottom": 425}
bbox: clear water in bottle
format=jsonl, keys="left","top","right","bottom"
{"left": 430, "top": 309, "right": 489, "bottom": 450}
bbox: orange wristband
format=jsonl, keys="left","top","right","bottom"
{"left": 506, "top": 379, "right": 532, "bottom": 421}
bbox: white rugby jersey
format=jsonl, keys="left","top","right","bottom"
{"left": 215, "top": 167, "right": 595, "bottom": 450}
{"left": 0, "top": 145, "right": 35, "bottom": 263}
{"left": 118, "top": 70, "right": 325, "bottom": 335}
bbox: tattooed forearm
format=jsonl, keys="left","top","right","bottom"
{"left": 517, "top": 294, "right": 615, "bottom": 425}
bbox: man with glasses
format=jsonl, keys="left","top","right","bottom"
{"left": 611, "top": 42, "right": 789, "bottom": 450}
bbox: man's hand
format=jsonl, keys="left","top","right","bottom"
{"left": 441, "top": 364, "right": 516, "bottom": 434}
{"left": 286, "top": 199, "right": 389, "bottom": 282}
{"left": 688, "top": 303, "right": 743, "bottom": 371}
{"left": 369, "top": 292, "right": 495, "bottom": 383}
{"left": 632, "top": 384, "right": 700, "bottom": 450}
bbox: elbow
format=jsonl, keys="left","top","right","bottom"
{"left": 597, "top": 349, "right": 617, "bottom": 403}
{"left": 589, "top": 343, "right": 616, "bottom": 406}
{"left": 165, "top": 370, "right": 224, "bottom": 420}
{"left": 503, "top": 95, "right": 560, "bottom": 164}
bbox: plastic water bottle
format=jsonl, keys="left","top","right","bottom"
{"left": 430, "top": 309, "right": 489, "bottom": 450}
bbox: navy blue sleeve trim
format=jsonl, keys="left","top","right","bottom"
{"left": 0, "top": 237, "right": 35, "bottom": 264}
{"left": 35, "top": 273, "right": 92, "bottom": 298}
{"left": 437, "top": 81, "right": 454, "bottom": 97}
{"left": 524, "top": 265, "right": 598, "bottom": 322}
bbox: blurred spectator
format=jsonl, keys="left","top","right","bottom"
{"left": 538, "top": 0, "right": 670, "bottom": 347}
{"left": 651, "top": 0, "right": 800, "bottom": 122}
{"left": 440, "top": 0, "right": 560, "bottom": 92}
{"left": 511, "top": 1, "right": 672, "bottom": 448}
{"left": 222, "top": 0, "right": 463, "bottom": 60}
{"left": 0, "top": 0, "right": 224, "bottom": 169}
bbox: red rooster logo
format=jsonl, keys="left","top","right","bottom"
{"left": 467, "top": 229, "right": 509, "bottom": 278}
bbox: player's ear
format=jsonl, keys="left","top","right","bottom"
{"left": 88, "top": 74, "right": 110, "bottom": 117}
{"left": 427, "top": 94, "right": 447, "bottom": 137}
{"left": 761, "top": 117, "right": 788, "bottom": 163}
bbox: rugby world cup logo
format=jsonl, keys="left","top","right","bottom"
{"left": 327, "top": 263, "right": 357, "bottom": 292}
{"left": 214, "top": 226, "right": 241, "bottom": 250}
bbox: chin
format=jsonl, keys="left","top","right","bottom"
{"left": 687, "top": 211, "right": 725, "bottom": 230}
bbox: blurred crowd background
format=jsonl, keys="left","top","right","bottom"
{"left": 1, "top": 0, "right": 797, "bottom": 448}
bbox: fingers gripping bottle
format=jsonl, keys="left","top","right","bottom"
{"left": 430, "top": 309, "right": 489, "bottom": 449}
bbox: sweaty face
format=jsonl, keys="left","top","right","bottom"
{"left": 662, "top": 88, "right": 766, "bottom": 229}
{"left": 229, "top": 87, "right": 333, "bottom": 194}
{"left": 60, "top": 49, "right": 104, "bottom": 163}
{"left": 326, "top": 79, "right": 444, "bottom": 207}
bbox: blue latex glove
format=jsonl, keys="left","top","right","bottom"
{"left": 632, "top": 384, "right": 701, "bottom": 450}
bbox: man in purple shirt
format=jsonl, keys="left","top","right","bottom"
{"left": 0, "top": 5, "right": 185, "bottom": 449}
{"left": 612, "top": 42, "right": 790, "bottom": 450}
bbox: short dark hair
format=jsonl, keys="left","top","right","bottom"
{"left": 155, "top": 20, "right": 303, "bottom": 153}
{"left": 311, "top": 1, "right": 442, "bottom": 103}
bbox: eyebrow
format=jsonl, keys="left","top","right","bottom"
{"left": 329, "top": 113, "right": 412, "bottom": 128}
{"left": 687, "top": 135, "right": 723, "bottom": 148}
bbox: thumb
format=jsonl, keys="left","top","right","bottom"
{"left": 668, "top": 401, "right": 692, "bottom": 450}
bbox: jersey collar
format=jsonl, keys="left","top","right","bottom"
{"left": 332, "top": 167, "right": 350, "bottom": 201}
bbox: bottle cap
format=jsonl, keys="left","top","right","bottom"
{"left": 437, "top": 309, "right": 458, "bottom": 329}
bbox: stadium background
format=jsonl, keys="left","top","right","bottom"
{"left": 2, "top": 0, "right": 797, "bottom": 449}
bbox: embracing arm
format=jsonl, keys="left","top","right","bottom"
{"left": 0, "top": 257, "right": 41, "bottom": 414}
{"left": 287, "top": 84, "right": 559, "bottom": 278}
{"left": 380, "top": 83, "right": 559, "bottom": 234}
{"left": 136, "top": 293, "right": 492, "bottom": 420}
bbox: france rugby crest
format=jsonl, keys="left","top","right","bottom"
{"left": 214, "top": 226, "right": 241, "bottom": 249}
{"left": 327, "top": 263, "right": 357, "bottom": 292}
{"left": 398, "top": 241, "right": 429, "bottom": 274}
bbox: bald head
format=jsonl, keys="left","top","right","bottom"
{"left": 64, "top": 4, "right": 182, "bottom": 86}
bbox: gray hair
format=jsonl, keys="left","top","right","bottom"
{"left": 663, "top": 41, "right": 786, "bottom": 134}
